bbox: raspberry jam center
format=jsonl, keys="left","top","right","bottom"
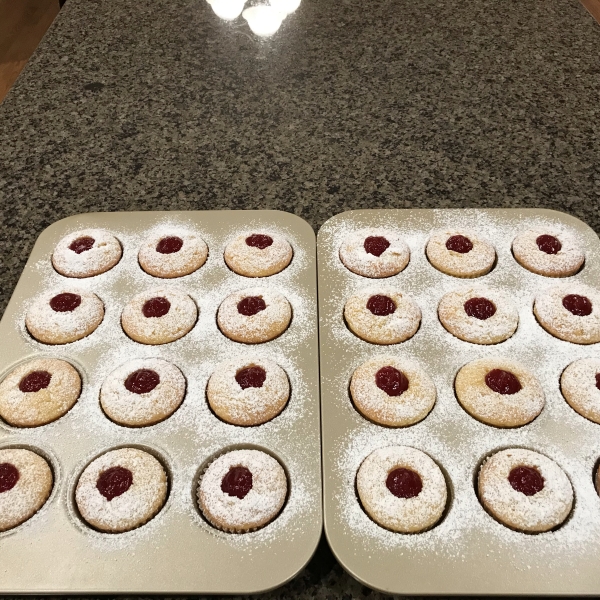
{"left": 142, "top": 297, "right": 171, "bottom": 318}
{"left": 464, "top": 297, "right": 496, "bottom": 320}
{"left": 96, "top": 466, "right": 133, "bottom": 501}
{"left": 69, "top": 236, "right": 95, "bottom": 254}
{"left": 156, "top": 236, "right": 183, "bottom": 254}
{"left": 562, "top": 294, "right": 592, "bottom": 317}
{"left": 508, "top": 466, "right": 544, "bottom": 496}
{"left": 124, "top": 369, "right": 160, "bottom": 394}
{"left": 366, "top": 295, "right": 396, "bottom": 316}
{"left": 596, "top": 373, "right": 600, "bottom": 391}
{"left": 363, "top": 236, "right": 390, "bottom": 257}
{"left": 536, "top": 234, "right": 562, "bottom": 255}
{"left": 446, "top": 235, "right": 473, "bottom": 254}
{"left": 386, "top": 467, "right": 422, "bottom": 498}
{"left": 19, "top": 370, "right": 52, "bottom": 393}
{"left": 0, "top": 463, "right": 19, "bottom": 493}
{"left": 50, "top": 292, "right": 82, "bottom": 312}
{"left": 221, "top": 466, "right": 253, "bottom": 499}
{"left": 246, "top": 234, "right": 273, "bottom": 250}
{"left": 485, "top": 369, "right": 522, "bottom": 395}
{"left": 235, "top": 366, "right": 267, "bottom": 389}
{"left": 237, "top": 296, "right": 266, "bottom": 316}
{"left": 375, "top": 366, "right": 409, "bottom": 396}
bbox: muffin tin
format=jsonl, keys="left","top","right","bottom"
{"left": 0, "top": 210, "right": 321, "bottom": 594}
{"left": 317, "top": 208, "right": 600, "bottom": 595}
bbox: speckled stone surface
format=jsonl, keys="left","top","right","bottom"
{"left": 0, "top": 0, "right": 599, "bottom": 595}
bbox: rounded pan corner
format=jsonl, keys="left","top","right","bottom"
{"left": 265, "top": 209, "right": 316, "bottom": 240}
{"left": 527, "top": 207, "right": 598, "bottom": 236}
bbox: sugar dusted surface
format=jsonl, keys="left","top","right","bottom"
{"left": 560, "top": 358, "right": 600, "bottom": 423}
{"left": 319, "top": 209, "right": 600, "bottom": 593}
{"left": 224, "top": 231, "right": 293, "bottom": 278}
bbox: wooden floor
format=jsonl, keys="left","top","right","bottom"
{"left": 0, "top": 0, "right": 60, "bottom": 103}
{"left": 0, "top": 0, "right": 599, "bottom": 104}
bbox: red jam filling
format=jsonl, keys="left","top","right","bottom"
{"left": 156, "top": 236, "right": 183, "bottom": 254}
{"left": 464, "top": 297, "right": 496, "bottom": 320}
{"left": 124, "top": 369, "right": 160, "bottom": 394}
{"left": 363, "top": 236, "right": 390, "bottom": 257}
{"left": 375, "top": 366, "right": 409, "bottom": 396}
{"left": 142, "top": 297, "right": 171, "bottom": 318}
{"left": 246, "top": 234, "right": 273, "bottom": 250}
{"left": 49, "top": 292, "right": 82, "bottom": 312}
{"left": 562, "top": 294, "right": 592, "bottom": 317}
{"left": 386, "top": 467, "right": 422, "bottom": 498}
{"left": 446, "top": 235, "right": 473, "bottom": 254}
{"left": 485, "top": 369, "right": 522, "bottom": 395}
{"left": 596, "top": 373, "right": 600, "bottom": 391}
{"left": 536, "top": 234, "right": 562, "bottom": 255}
{"left": 508, "top": 466, "right": 544, "bottom": 496}
{"left": 68, "top": 236, "right": 95, "bottom": 254}
{"left": 366, "top": 295, "right": 396, "bottom": 316}
{"left": 237, "top": 296, "right": 266, "bottom": 316}
{"left": 221, "top": 466, "right": 253, "bottom": 499}
{"left": 235, "top": 366, "right": 267, "bottom": 389}
{"left": 19, "top": 370, "right": 52, "bottom": 393}
{"left": 0, "top": 463, "right": 19, "bottom": 493}
{"left": 96, "top": 466, "right": 133, "bottom": 501}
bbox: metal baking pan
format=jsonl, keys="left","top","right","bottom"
{"left": 318, "top": 208, "right": 600, "bottom": 595}
{"left": 0, "top": 209, "right": 321, "bottom": 594}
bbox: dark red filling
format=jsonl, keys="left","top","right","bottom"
{"left": 375, "top": 366, "right": 409, "bottom": 396}
{"left": 96, "top": 466, "right": 133, "bottom": 501}
{"left": 237, "top": 296, "right": 266, "bottom": 316}
{"left": 156, "top": 236, "right": 183, "bottom": 254}
{"left": 596, "top": 373, "right": 600, "bottom": 391}
{"left": 386, "top": 467, "right": 422, "bottom": 498}
{"left": 68, "top": 236, "right": 95, "bottom": 254}
{"left": 124, "top": 369, "right": 160, "bottom": 394}
{"left": 363, "top": 236, "right": 390, "bottom": 257}
{"left": 508, "top": 466, "right": 544, "bottom": 496}
{"left": 221, "top": 465, "right": 253, "bottom": 499}
{"left": 464, "top": 297, "right": 496, "bottom": 320}
{"left": 366, "top": 294, "right": 396, "bottom": 316}
{"left": 562, "top": 294, "right": 592, "bottom": 317}
{"left": 485, "top": 369, "right": 522, "bottom": 395}
{"left": 536, "top": 234, "right": 562, "bottom": 255}
{"left": 19, "top": 370, "right": 52, "bottom": 393}
{"left": 0, "top": 463, "right": 19, "bottom": 493}
{"left": 446, "top": 235, "right": 473, "bottom": 254}
{"left": 142, "top": 297, "right": 171, "bottom": 318}
{"left": 235, "top": 366, "right": 267, "bottom": 389}
{"left": 49, "top": 292, "right": 81, "bottom": 312}
{"left": 246, "top": 234, "right": 273, "bottom": 250}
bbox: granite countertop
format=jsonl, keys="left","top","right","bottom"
{"left": 0, "top": 0, "right": 599, "bottom": 596}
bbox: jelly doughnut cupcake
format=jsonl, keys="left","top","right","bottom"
{"left": 0, "top": 359, "right": 81, "bottom": 427}
{"left": 207, "top": 357, "right": 289, "bottom": 426}
{"left": 52, "top": 229, "right": 122, "bottom": 278}
{"left": 534, "top": 283, "right": 600, "bottom": 344}
{"left": 560, "top": 358, "right": 600, "bottom": 423}
{"left": 217, "top": 288, "right": 292, "bottom": 343}
{"left": 100, "top": 358, "right": 186, "bottom": 427}
{"left": 344, "top": 287, "right": 421, "bottom": 345}
{"left": 512, "top": 228, "right": 584, "bottom": 277}
{"left": 0, "top": 448, "right": 53, "bottom": 531}
{"left": 350, "top": 356, "right": 436, "bottom": 427}
{"left": 121, "top": 288, "right": 197, "bottom": 345}
{"left": 339, "top": 229, "right": 410, "bottom": 278}
{"left": 455, "top": 358, "right": 544, "bottom": 427}
{"left": 138, "top": 231, "right": 208, "bottom": 278}
{"left": 224, "top": 232, "right": 292, "bottom": 277}
{"left": 197, "top": 449, "right": 287, "bottom": 532}
{"left": 426, "top": 229, "right": 495, "bottom": 278}
{"left": 356, "top": 446, "right": 447, "bottom": 533}
{"left": 478, "top": 448, "right": 573, "bottom": 533}
{"left": 438, "top": 287, "right": 518, "bottom": 345}
{"left": 75, "top": 447, "right": 168, "bottom": 533}
{"left": 25, "top": 289, "right": 104, "bottom": 344}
